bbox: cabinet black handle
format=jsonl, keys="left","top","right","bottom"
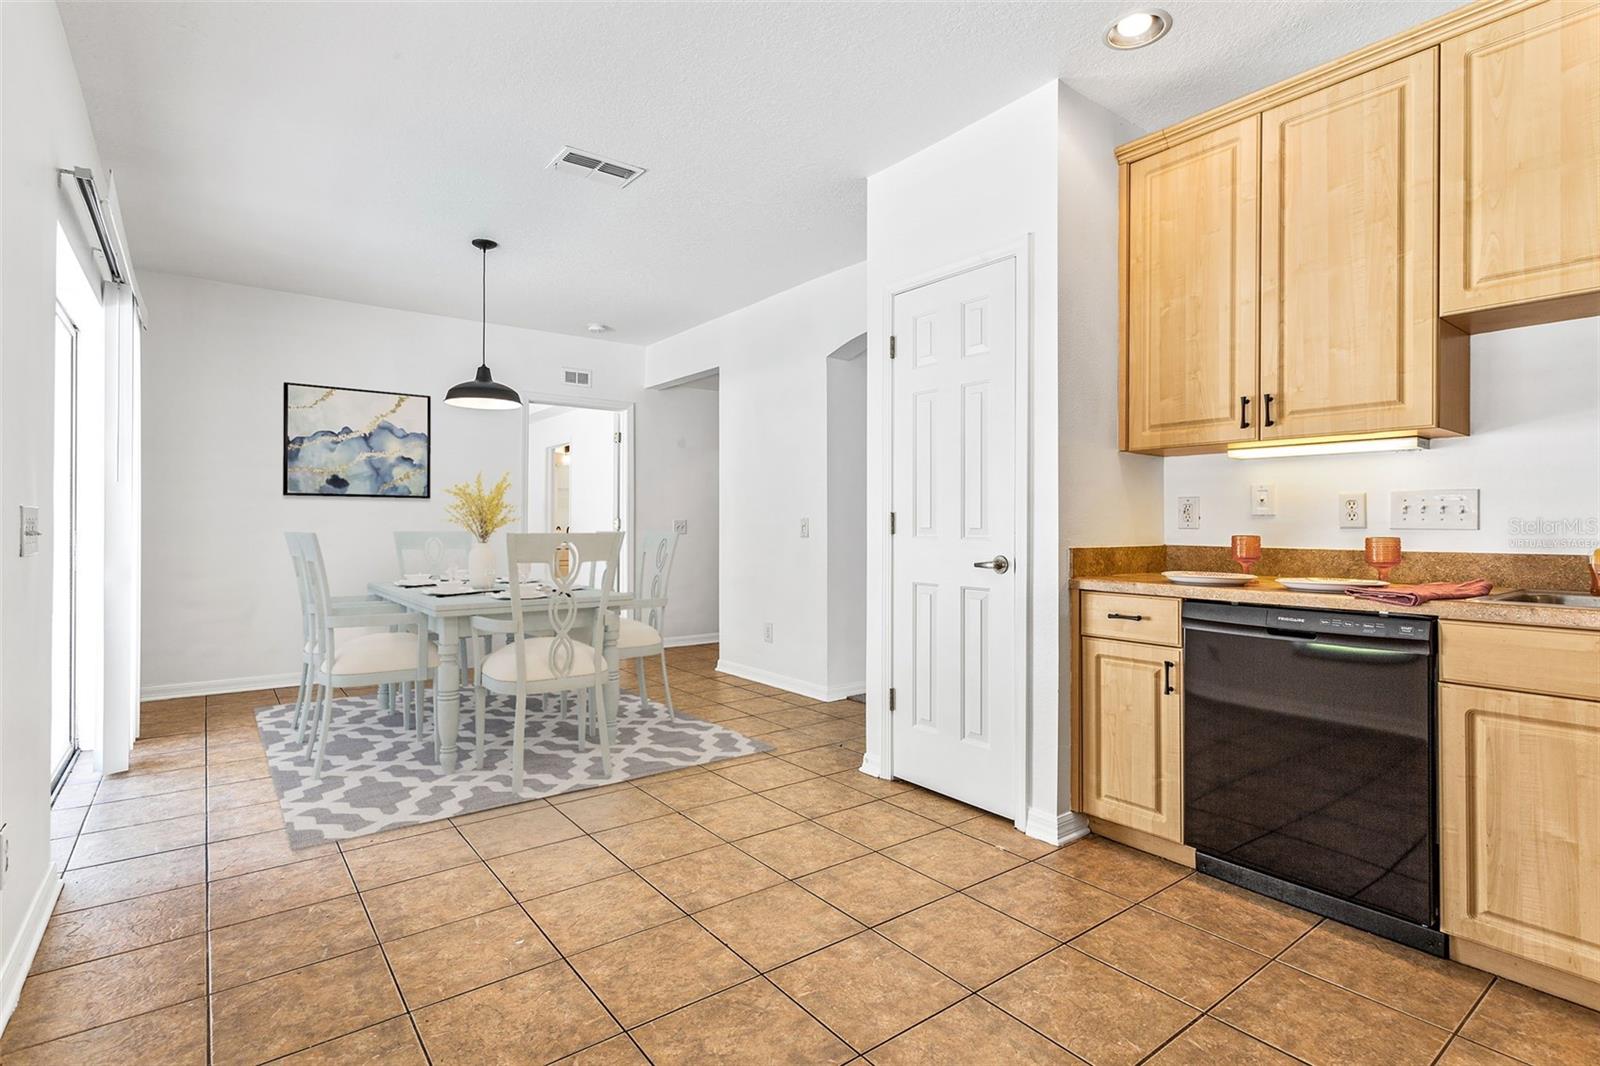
{"left": 1107, "top": 612, "right": 1145, "bottom": 622}
{"left": 1264, "top": 393, "right": 1276, "bottom": 427}
{"left": 1239, "top": 395, "right": 1251, "bottom": 429}
{"left": 1164, "top": 660, "right": 1175, "bottom": 695}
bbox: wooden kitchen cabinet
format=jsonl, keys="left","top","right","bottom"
{"left": 1440, "top": 1, "right": 1600, "bottom": 331}
{"left": 1439, "top": 682, "right": 1600, "bottom": 983}
{"left": 1259, "top": 50, "right": 1468, "bottom": 441}
{"left": 1080, "top": 636, "right": 1183, "bottom": 843}
{"left": 1124, "top": 116, "right": 1259, "bottom": 453}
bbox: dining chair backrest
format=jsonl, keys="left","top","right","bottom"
{"left": 288, "top": 532, "right": 338, "bottom": 634}
{"left": 394, "top": 530, "right": 473, "bottom": 577}
{"left": 286, "top": 532, "right": 315, "bottom": 647}
{"left": 636, "top": 531, "right": 680, "bottom": 632}
{"left": 505, "top": 532, "right": 623, "bottom": 681}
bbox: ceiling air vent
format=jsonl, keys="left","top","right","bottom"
{"left": 562, "top": 367, "right": 593, "bottom": 388}
{"left": 548, "top": 146, "right": 646, "bottom": 188}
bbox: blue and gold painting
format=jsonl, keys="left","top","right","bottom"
{"left": 283, "top": 383, "right": 430, "bottom": 497}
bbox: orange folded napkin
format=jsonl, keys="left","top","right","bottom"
{"left": 1346, "top": 579, "right": 1492, "bottom": 607}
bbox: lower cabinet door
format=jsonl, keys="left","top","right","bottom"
{"left": 1080, "top": 637, "right": 1182, "bottom": 843}
{"left": 1439, "top": 683, "right": 1600, "bottom": 981}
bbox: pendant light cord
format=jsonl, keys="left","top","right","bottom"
{"left": 480, "top": 245, "right": 488, "bottom": 369}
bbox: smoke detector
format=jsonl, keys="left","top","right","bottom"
{"left": 586, "top": 323, "right": 611, "bottom": 334}
{"left": 548, "top": 146, "right": 646, "bottom": 187}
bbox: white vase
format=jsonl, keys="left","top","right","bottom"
{"left": 467, "top": 540, "right": 495, "bottom": 589}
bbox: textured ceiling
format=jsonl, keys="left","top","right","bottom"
{"left": 60, "top": 0, "right": 1463, "bottom": 343}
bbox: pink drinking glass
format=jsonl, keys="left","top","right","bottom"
{"left": 1365, "top": 536, "right": 1402, "bottom": 581}
{"left": 1231, "top": 535, "right": 1262, "bottom": 575}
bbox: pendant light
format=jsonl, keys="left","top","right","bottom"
{"left": 445, "top": 237, "right": 522, "bottom": 410}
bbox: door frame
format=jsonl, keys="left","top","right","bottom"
{"left": 51, "top": 302, "right": 82, "bottom": 795}
{"left": 876, "top": 236, "right": 1033, "bottom": 829}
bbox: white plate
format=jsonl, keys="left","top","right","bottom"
{"left": 1161, "top": 571, "right": 1257, "bottom": 587}
{"left": 1277, "top": 577, "right": 1389, "bottom": 592}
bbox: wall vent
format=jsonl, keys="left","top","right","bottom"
{"left": 548, "top": 146, "right": 646, "bottom": 188}
{"left": 562, "top": 367, "right": 593, "bottom": 388}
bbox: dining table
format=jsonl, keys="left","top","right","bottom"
{"left": 367, "top": 580, "right": 635, "bottom": 772}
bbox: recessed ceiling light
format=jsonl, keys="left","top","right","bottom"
{"left": 1105, "top": 9, "right": 1172, "bottom": 50}
{"left": 586, "top": 322, "right": 611, "bottom": 334}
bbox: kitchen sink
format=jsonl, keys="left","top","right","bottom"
{"left": 1481, "top": 590, "right": 1600, "bottom": 608}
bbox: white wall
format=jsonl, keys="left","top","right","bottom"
{"left": 632, "top": 382, "right": 719, "bottom": 645}
{"left": 139, "top": 272, "right": 719, "bottom": 695}
{"left": 527, "top": 407, "right": 619, "bottom": 533}
{"left": 826, "top": 347, "right": 868, "bottom": 696}
{"left": 644, "top": 263, "right": 866, "bottom": 698}
{"left": 1164, "top": 317, "right": 1600, "bottom": 554}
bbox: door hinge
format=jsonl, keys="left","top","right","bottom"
{"left": 889, "top": 335, "right": 896, "bottom": 360}
{"left": 613, "top": 431, "right": 622, "bottom": 444}
{"left": 889, "top": 511, "right": 896, "bottom": 535}
{"left": 889, "top": 688, "right": 896, "bottom": 713}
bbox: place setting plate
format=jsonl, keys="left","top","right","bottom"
{"left": 1160, "top": 571, "right": 1258, "bottom": 587}
{"left": 1276, "top": 577, "right": 1390, "bottom": 592}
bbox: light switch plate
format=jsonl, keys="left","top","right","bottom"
{"left": 1391, "top": 489, "right": 1480, "bottom": 529}
{"left": 800, "top": 517, "right": 810, "bottom": 539}
{"left": 18, "top": 506, "right": 40, "bottom": 557}
{"left": 1251, "top": 484, "right": 1276, "bottom": 517}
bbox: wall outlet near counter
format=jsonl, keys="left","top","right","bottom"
{"left": 1250, "top": 484, "right": 1276, "bottom": 516}
{"left": 1339, "top": 493, "right": 1367, "bottom": 529}
{"left": 1178, "top": 496, "right": 1201, "bottom": 529}
{"left": 1391, "top": 489, "right": 1480, "bottom": 530}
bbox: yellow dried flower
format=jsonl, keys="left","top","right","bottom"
{"left": 444, "top": 471, "right": 517, "bottom": 543}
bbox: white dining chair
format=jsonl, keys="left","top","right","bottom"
{"left": 469, "top": 532, "right": 623, "bottom": 792}
{"left": 393, "top": 530, "right": 473, "bottom": 579}
{"left": 618, "top": 531, "right": 679, "bottom": 718}
{"left": 288, "top": 532, "right": 438, "bottom": 780}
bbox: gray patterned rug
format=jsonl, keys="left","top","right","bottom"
{"left": 256, "top": 690, "right": 770, "bottom": 848}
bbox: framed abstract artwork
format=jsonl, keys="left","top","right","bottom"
{"left": 283, "top": 382, "right": 431, "bottom": 497}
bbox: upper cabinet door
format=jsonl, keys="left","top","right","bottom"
{"left": 1259, "top": 51, "right": 1439, "bottom": 441}
{"left": 1440, "top": 1, "right": 1600, "bottom": 326}
{"left": 1125, "top": 117, "right": 1260, "bottom": 453}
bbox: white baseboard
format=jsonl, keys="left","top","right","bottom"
{"left": 857, "top": 753, "right": 887, "bottom": 779}
{"left": 0, "top": 864, "right": 63, "bottom": 1035}
{"left": 663, "top": 632, "right": 719, "bottom": 649}
{"left": 715, "top": 659, "right": 862, "bottom": 703}
{"left": 1025, "top": 808, "right": 1091, "bottom": 847}
{"left": 141, "top": 672, "right": 301, "bottom": 702}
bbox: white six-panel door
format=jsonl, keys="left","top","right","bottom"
{"left": 890, "top": 256, "right": 1018, "bottom": 817}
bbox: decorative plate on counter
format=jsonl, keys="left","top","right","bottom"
{"left": 1276, "top": 577, "right": 1389, "bottom": 592}
{"left": 1160, "top": 571, "right": 1257, "bottom": 586}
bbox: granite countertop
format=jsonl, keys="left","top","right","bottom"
{"left": 1072, "top": 573, "right": 1600, "bottom": 631}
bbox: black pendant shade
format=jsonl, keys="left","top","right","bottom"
{"left": 445, "top": 237, "right": 521, "bottom": 410}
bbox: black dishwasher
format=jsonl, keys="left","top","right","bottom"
{"left": 1182, "top": 601, "right": 1443, "bottom": 955}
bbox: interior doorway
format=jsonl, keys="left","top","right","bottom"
{"left": 525, "top": 401, "right": 633, "bottom": 589}
{"left": 51, "top": 305, "right": 80, "bottom": 790}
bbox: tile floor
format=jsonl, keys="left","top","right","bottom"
{"left": 7, "top": 643, "right": 1600, "bottom": 1064}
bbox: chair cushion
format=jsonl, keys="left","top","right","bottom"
{"left": 481, "top": 637, "right": 603, "bottom": 684}
{"left": 618, "top": 617, "right": 663, "bottom": 651}
{"left": 327, "top": 632, "right": 437, "bottom": 677}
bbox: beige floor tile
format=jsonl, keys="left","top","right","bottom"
{"left": 593, "top": 812, "right": 722, "bottom": 867}
{"left": 338, "top": 821, "right": 447, "bottom": 852}
{"left": 360, "top": 861, "right": 515, "bottom": 941}
{"left": 209, "top": 946, "right": 403, "bottom": 1065}
{"left": 1280, "top": 920, "right": 1493, "bottom": 1029}
{"left": 1071, "top": 905, "right": 1268, "bottom": 1009}
{"left": 1145, "top": 1017, "right": 1300, "bottom": 1065}
{"left": 95, "top": 766, "right": 206, "bottom": 802}
{"left": 760, "top": 728, "right": 835, "bottom": 755}
{"left": 770, "top": 931, "right": 965, "bottom": 1052}
{"left": 569, "top": 917, "right": 755, "bottom": 1028}
{"left": 558, "top": 787, "right": 673, "bottom": 831}
{"left": 67, "top": 814, "right": 206, "bottom": 869}
{"left": 965, "top": 863, "right": 1127, "bottom": 941}
{"left": 953, "top": 814, "right": 1061, "bottom": 860}
{"left": 799, "top": 853, "right": 951, "bottom": 925}
{"left": 207, "top": 757, "right": 273, "bottom": 788}
{"left": 522, "top": 871, "right": 683, "bottom": 954}
{"left": 448, "top": 798, "right": 549, "bottom": 828}
{"left": 637, "top": 771, "right": 753, "bottom": 810}
{"left": 1435, "top": 1037, "right": 1527, "bottom": 1066}
{"left": 683, "top": 793, "right": 808, "bottom": 840}
{"left": 0, "top": 934, "right": 207, "bottom": 1054}
{"left": 757, "top": 706, "right": 837, "bottom": 730}
{"left": 383, "top": 905, "right": 557, "bottom": 1007}
{"left": 413, "top": 960, "right": 620, "bottom": 1064}
{"left": 207, "top": 798, "right": 287, "bottom": 842}
{"left": 631, "top": 976, "right": 855, "bottom": 1065}
{"left": 879, "top": 894, "right": 1056, "bottom": 990}
{"left": 1459, "top": 979, "right": 1600, "bottom": 1066}
{"left": 0, "top": 999, "right": 207, "bottom": 1066}
{"left": 553, "top": 1034, "right": 649, "bottom": 1065}
{"left": 639, "top": 843, "right": 785, "bottom": 912}
{"left": 735, "top": 820, "right": 871, "bottom": 878}
{"left": 208, "top": 853, "right": 355, "bottom": 928}
{"left": 343, "top": 826, "right": 479, "bottom": 889}
{"left": 490, "top": 835, "right": 628, "bottom": 900}
{"left": 1212, "top": 962, "right": 1451, "bottom": 1066}
{"left": 695, "top": 882, "right": 865, "bottom": 970}
{"left": 80, "top": 789, "right": 205, "bottom": 833}
{"left": 816, "top": 800, "right": 942, "bottom": 850}
{"left": 30, "top": 883, "right": 206, "bottom": 974}
{"left": 984, "top": 946, "right": 1197, "bottom": 1066}
{"left": 779, "top": 745, "right": 865, "bottom": 775}
{"left": 886, "top": 789, "right": 983, "bottom": 826}
{"left": 208, "top": 895, "right": 375, "bottom": 990}
{"left": 868, "top": 995, "right": 1084, "bottom": 1065}
{"left": 455, "top": 804, "right": 583, "bottom": 858}
{"left": 883, "top": 828, "right": 1027, "bottom": 889}
{"left": 712, "top": 757, "right": 818, "bottom": 792}
{"left": 206, "top": 828, "right": 336, "bottom": 881}
{"left": 1145, "top": 874, "right": 1319, "bottom": 956}
{"left": 762, "top": 776, "right": 877, "bottom": 818}
{"left": 276, "top": 1016, "right": 429, "bottom": 1065}
{"left": 1038, "top": 836, "right": 1189, "bottom": 901}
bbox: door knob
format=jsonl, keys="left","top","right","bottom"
{"left": 974, "top": 555, "right": 1010, "bottom": 574}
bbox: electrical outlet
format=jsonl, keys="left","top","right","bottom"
{"left": 1391, "top": 489, "right": 1481, "bottom": 529}
{"left": 673, "top": 520, "right": 688, "bottom": 535}
{"left": 800, "top": 518, "right": 810, "bottom": 539}
{"left": 763, "top": 622, "right": 774, "bottom": 644}
{"left": 1339, "top": 493, "right": 1367, "bottom": 529}
{"left": 1251, "top": 484, "right": 1276, "bottom": 517}
{"left": 1177, "top": 496, "right": 1201, "bottom": 530}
